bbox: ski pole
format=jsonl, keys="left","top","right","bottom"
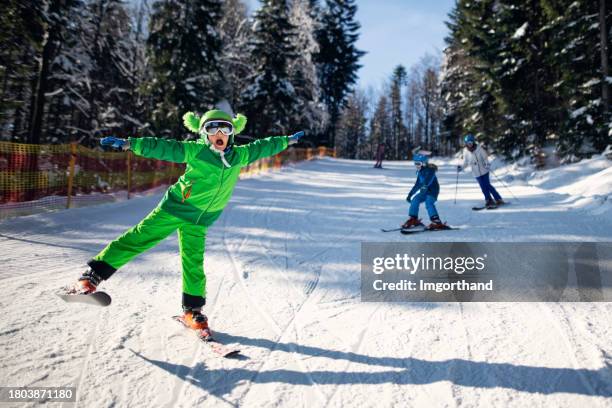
{"left": 490, "top": 169, "right": 519, "bottom": 202}
{"left": 454, "top": 167, "right": 459, "bottom": 204}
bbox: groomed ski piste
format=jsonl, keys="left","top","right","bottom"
{"left": 1, "top": 155, "right": 611, "bottom": 407}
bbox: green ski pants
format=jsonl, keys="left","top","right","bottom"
{"left": 92, "top": 206, "right": 213, "bottom": 302}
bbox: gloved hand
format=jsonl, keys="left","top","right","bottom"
{"left": 406, "top": 195, "right": 411, "bottom": 203}
{"left": 288, "top": 131, "right": 305, "bottom": 145}
{"left": 100, "top": 136, "right": 130, "bottom": 151}
{"left": 420, "top": 187, "right": 427, "bottom": 194}
{"left": 456, "top": 165, "right": 462, "bottom": 172}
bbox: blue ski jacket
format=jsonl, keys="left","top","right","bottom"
{"left": 408, "top": 165, "right": 440, "bottom": 199}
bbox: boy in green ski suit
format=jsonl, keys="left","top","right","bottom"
{"left": 72, "top": 109, "right": 304, "bottom": 332}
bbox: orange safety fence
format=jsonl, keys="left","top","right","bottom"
{"left": 0, "top": 141, "right": 335, "bottom": 220}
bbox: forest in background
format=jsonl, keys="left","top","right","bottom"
{"left": 0, "top": 0, "right": 362, "bottom": 149}
{"left": 1, "top": 0, "right": 610, "bottom": 162}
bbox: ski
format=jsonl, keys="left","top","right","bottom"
{"left": 57, "top": 290, "right": 112, "bottom": 307}
{"left": 381, "top": 227, "right": 403, "bottom": 232}
{"left": 400, "top": 226, "right": 458, "bottom": 234}
{"left": 172, "top": 316, "right": 240, "bottom": 358}
{"left": 473, "top": 202, "right": 510, "bottom": 211}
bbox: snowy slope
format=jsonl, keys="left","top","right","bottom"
{"left": 490, "top": 153, "right": 612, "bottom": 218}
{"left": 1, "top": 158, "right": 611, "bottom": 407}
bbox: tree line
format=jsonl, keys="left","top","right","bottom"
{"left": 441, "top": 0, "right": 610, "bottom": 161}
{"left": 335, "top": 55, "right": 447, "bottom": 160}
{"left": 336, "top": 0, "right": 610, "bottom": 162}
{"left": 0, "top": 0, "right": 364, "bottom": 147}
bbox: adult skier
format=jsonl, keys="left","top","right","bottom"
{"left": 457, "top": 134, "right": 504, "bottom": 209}
{"left": 374, "top": 143, "right": 385, "bottom": 168}
{"left": 67, "top": 109, "right": 304, "bottom": 337}
{"left": 402, "top": 154, "right": 448, "bottom": 230}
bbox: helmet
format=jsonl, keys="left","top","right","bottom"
{"left": 464, "top": 134, "right": 476, "bottom": 144}
{"left": 413, "top": 153, "right": 429, "bottom": 166}
{"left": 182, "top": 109, "right": 247, "bottom": 146}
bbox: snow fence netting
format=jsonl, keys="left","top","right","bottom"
{"left": 0, "top": 141, "right": 334, "bottom": 220}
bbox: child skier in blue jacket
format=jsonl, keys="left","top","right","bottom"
{"left": 402, "top": 154, "right": 447, "bottom": 230}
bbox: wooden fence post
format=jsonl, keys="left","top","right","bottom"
{"left": 127, "top": 151, "right": 132, "bottom": 199}
{"left": 66, "top": 142, "right": 77, "bottom": 209}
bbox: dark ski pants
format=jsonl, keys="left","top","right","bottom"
{"left": 476, "top": 172, "right": 502, "bottom": 202}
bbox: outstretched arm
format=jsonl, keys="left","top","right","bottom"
{"left": 239, "top": 136, "right": 289, "bottom": 166}
{"left": 239, "top": 131, "right": 304, "bottom": 166}
{"left": 128, "top": 137, "right": 195, "bottom": 163}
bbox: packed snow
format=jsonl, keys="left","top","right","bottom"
{"left": 0, "top": 156, "right": 611, "bottom": 407}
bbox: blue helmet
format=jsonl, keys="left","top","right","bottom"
{"left": 464, "top": 134, "right": 476, "bottom": 144}
{"left": 413, "top": 153, "right": 428, "bottom": 165}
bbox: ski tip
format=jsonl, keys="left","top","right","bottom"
{"left": 222, "top": 349, "right": 241, "bottom": 358}
{"left": 56, "top": 291, "right": 112, "bottom": 307}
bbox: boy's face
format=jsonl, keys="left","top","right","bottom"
{"left": 208, "top": 131, "right": 229, "bottom": 151}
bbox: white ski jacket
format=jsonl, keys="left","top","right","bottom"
{"left": 461, "top": 144, "right": 490, "bottom": 178}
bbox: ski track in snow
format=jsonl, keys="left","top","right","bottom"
{"left": 0, "top": 158, "right": 611, "bottom": 407}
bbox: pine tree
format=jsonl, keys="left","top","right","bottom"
{"left": 389, "top": 65, "right": 407, "bottom": 159}
{"left": 369, "top": 94, "right": 391, "bottom": 158}
{"left": 544, "top": 0, "right": 612, "bottom": 158}
{"left": 241, "top": 0, "right": 299, "bottom": 136}
{"left": 219, "top": 0, "right": 252, "bottom": 112}
{"left": 445, "top": 0, "right": 504, "bottom": 150}
{"left": 46, "top": 0, "right": 90, "bottom": 143}
{"left": 336, "top": 89, "right": 367, "bottom": 159}
{"left": 288, "top": 0, "right": 327, "bottom": 138}
{"left": 29, "top": 0, "right": 84, "bottom": 144}
{"left": 0, "top": 0, "right": 45, "bottom": 141}
{"left": 146, "top": 0, "right": 224, "bottom": 138}
{"left": 83, "top": 0, "right": 136, "bottom": 141}
{"left": 315, "top": 0, "right": 365, "bottom": 146}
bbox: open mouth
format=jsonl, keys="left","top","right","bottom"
{"left": 215, "top": 139, "right": 224, "bottom": 146}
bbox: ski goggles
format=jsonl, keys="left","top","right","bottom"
{"left": 201, "top": 120, "right": 234, "bottom": 136}
{"left": 414, "top": 161, "right": 424, "bottom": 168}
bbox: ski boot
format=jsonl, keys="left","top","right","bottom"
{"left": 485, "top": 199, "right": 498, "bottom": 209}
{"left": 401, "top": 216, "right": 423, "bottom": 230}
{"left": 182, "top": 307, "right": 212, "bottom": 338}
{"left": 495, "top": 199, "right": 506, "bottom": 206}
{"left": 69, "top": 269, "right": 101, "bottom": 294}
{"left": 426, "top": 216, "right": 448, "bottom": 230}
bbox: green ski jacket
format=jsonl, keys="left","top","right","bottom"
{"left": 128, "top": 136, "right": 289, "bottom": 225}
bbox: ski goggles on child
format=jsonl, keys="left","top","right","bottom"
{"left": 201, "top": 120, "right": 234, "bottom": 136}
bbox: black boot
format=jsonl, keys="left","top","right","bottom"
{"left": 72, "top": 269, "right": 102, "bottom": 294}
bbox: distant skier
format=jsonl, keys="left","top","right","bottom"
{"left": 402, "top": 154, "right": 449, "bottom": 230}
{"left": 374, "top": 143, "right": 385, "bottom": 168}
{"left": 457, "top": 134, "right": 504, "bottom": 209}
{"left": 67, "top": 109, "right": 304, "bottom": 337}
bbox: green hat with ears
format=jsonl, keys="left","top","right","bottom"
{"left": 182, "top": 109, "right": 247, "bottom": 145}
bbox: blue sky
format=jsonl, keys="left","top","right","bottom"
{"left": 246, "top": 0, "right": 456, "bottom": 90}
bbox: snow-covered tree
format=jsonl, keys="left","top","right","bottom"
{"left": 544, "top": 0, "right": 612, "bottom": 157}
{"left": 288, "top": 0, "right": 327, "bottom": 138}
{"left": 219, "top": 0, "right": 252, "bottom": 112}
{"left": 29, "top": 0, "right": 85, "bottom": 144}
{"left": 146, "top": 0, "right": 224, "bottom": 138}
{"left": 336, "top": 89, "right": 368, "bottom": 159}
{"left": 241, "top": 0, "right": 299, "bottom": 136}
{"left": 314, "top": 0, "right": 365, "bottom": 146}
